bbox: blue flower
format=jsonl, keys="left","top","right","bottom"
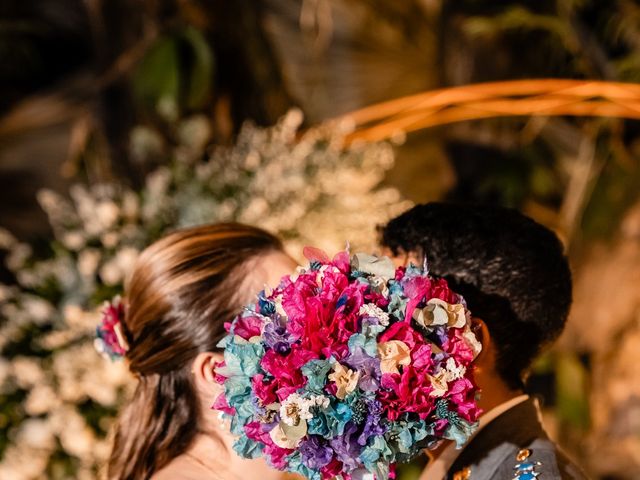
{"left": 223, "top": 376, "right": 254, "bottom": 422}
{"left": 307, "top": 401, "right": 353, "bottom": 437}
{"left": 360, "top": 434, "right": 394, "bottom": 480}
{"left": 301, "top": 358, "right": 334, "bottom": 393}
{"left": 233, "top": 435, "right": 263, "bottom": 459}
{"left": 220, "top": 337, "right": 264, "bottom": 377}
{"left": 287, "top": 452, "right": 323, "bottom": 480}
{"left": 258, "top": 292, "right": 277, "bottom": 316}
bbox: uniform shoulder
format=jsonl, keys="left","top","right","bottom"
{"left": 509, "top": 441, "right": 589, "bottom": 480}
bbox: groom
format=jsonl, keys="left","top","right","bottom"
{"left": 380, "top": 203, "right": 586, "bottom": 480}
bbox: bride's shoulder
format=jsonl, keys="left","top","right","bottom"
{"left": 151, "top": 455, "right": 211, "bottom": 480}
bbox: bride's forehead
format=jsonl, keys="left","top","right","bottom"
{"left": 241, "top": 250, "right": 298, "bottom": 294}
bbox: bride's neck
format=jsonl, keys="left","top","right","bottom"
{"left": 182, "top": 431, "right": 235, "bottom": 477}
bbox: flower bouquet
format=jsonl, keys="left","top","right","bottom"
{"left": 214, "top": 248, "right": 482, "bottom": 479}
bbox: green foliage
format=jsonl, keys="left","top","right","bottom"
{"left": 555, "top": 352, "right": 590, "bottom": 430}
{"left": 133, "top": 27, "right": 214, "bottom": 121}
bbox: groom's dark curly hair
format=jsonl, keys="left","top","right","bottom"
{"left": 380, "top": 202, "right": 572, "bottom": 391}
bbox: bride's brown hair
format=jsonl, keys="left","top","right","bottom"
{"left": 107, "top": 223, "right": 283, "bottom": 480}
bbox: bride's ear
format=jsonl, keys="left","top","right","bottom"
{"left": 191, "top": 351, "right": 223, "bottom": 387}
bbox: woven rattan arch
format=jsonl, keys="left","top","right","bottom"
{"left": 335, "top": 79, "right": 640, "bottom": 144}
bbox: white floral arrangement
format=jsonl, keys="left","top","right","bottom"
{"left": 0, "top": 111, "right": 410, "bottom": 479}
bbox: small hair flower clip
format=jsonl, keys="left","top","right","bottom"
{"left": 95, "top": 296, "right": 129, "bottom": 360}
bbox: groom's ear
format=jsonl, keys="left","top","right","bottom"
{"left": 191, "top": 351, "right": 224, "bottom": 387}
{"left": 471, "top": 317, "right": 492, "bottom": 370}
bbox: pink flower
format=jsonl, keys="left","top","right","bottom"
{"left": 430, "top": 278, "right": 459, "bottom": 303}
{"left": 244, "top": 421, "right": 292, "bottom": 470}
{"left": 443, "top": 329, "right": 476, "bottom": 363}
{"left": 411, "top": 344, "right": 435, "bottom": 370}
{"left": 446, "top": 377, "right": 482, "bottom": 423}
{"left": 233, "top": 314, "right": 263, "bottom": 340}
{"left": 378, "top": 366, "right": 437, "bottom": 420}
{"left": 211, "top": 393, "right": 235, "bottom": 415}
{"left": 97, "top": 300, "right": 128, "bottom": 356}
{"left": 330, "top": 251, "right": 351, "bottom": 274}
{"left": 378, "top": 321, "right": 423, "bottom": 350}
{"left": 260, "top": 345, "right": 318, "bottom": 401}
{"left": 402, "top": 275, "right": 432, "bottom": 322}
{"left": 252, "top": 374, "right": 278, "bottom": 405}
{"left": 303, "top": 246, "right": 331, "bottom": 264}
{"left": 321, "top": 458, "right": 345, "bottom": 479}
{"left": 212, "top": 360, "right": 228, "bottom": 384}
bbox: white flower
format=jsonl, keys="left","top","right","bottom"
{"left": 444, "top": 357, "right": 467, "bottom": 381}
{"left": 351, "top": 253, "right": 396, "bottom": 280}
{"left": 462, "top": 326, "right": 483, "bottom": 360}
{"left": 429, "top": 370, "right": 449, "bottom": 398}
{"left": 377, "top": 340, "right": 411, "bottom": 374}
{"left": 269, "top": 419, "right": 307, "bottom": 449}
{"left": 279, "top": 393, "right": 329, "bottom": 426}
{"left": 328, "top": 363, "right": 361, "bottom": 399}
{"left": 358, "top": 303, "right": 390, "bottom": 326}
{"left": 413, "top": 298, "right": 467, "bottom": 329}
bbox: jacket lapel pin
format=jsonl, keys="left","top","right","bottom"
{"left": 513, "top": 449, "right": 542, "bottom": 480}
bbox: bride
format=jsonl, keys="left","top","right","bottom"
{"left": 106, "top": 223, "right": 297, "bottom": 480}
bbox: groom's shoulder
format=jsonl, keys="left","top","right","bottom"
{"left": 448, "top": 399, "right": 589, "bottom": 480}
{"left": 482, "top": 439, "right": 588, "bottom": 480}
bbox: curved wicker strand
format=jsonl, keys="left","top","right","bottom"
{"left": 332, "top": 79, "right": 640, "bottom": 144}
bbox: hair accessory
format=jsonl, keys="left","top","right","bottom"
{"left": 214, "top": 249, "right": 483, "bottom": 479}
{"left": 95, "top": 296, "right": 129, "bottom": 360}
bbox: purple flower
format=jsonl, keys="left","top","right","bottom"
{"left": 345, "top": 348, "right": 381, "bottom": 392}
{"left": 300, "top": 435, "right": 334, "bottom": 470}
{"left": 330, "top": 422, "right": 362, "bottom": 472}
{"left": 358, "top": 399, "right": 386, "bottom": 445}
{"left": 263, "top": 318, "right": 294, "bottom": 353}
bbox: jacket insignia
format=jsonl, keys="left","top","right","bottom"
{"left": 513, "top": 449, "right": 542, "bottom": 480}
{"left": 453, "top": 466, "right": 471, "bottom": 480}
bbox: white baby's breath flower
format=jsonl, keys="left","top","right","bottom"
{"left": 24, "top": 384, "right": 60, "bottom": 415}
{"left": 62, "top": 231, "right": 86, "bottom": 250}
{"left": 50, "top": 406, "right": 96, "bottom": 458}
{"left": 11, "top": 357, "right": 45, "bottom": 389}
{"left": 444, "top": 357, "right": 467, "bottom": 381}
{"left": 358, "top": 303, "right": 390, "bottom": 326}
{"left": 101, "top": 231, "right": 120, "bottom": 248}
{"left": 6, "top": 243, "right": 32, "bottom": 271}
{"left": 16, "top": 418, "right": 55, "bottom": 450}
{"left": 77, "top": 249, "right": 101, "bottom": 277}
{"left": 22, "top": 296, "right": 53, "bottom": 324}
{"left": 0, "top": 227, "right": 17, "bottom": 250}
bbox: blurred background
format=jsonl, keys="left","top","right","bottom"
{"left": 1, "top": 0, "right": 640, "bottom": 478}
